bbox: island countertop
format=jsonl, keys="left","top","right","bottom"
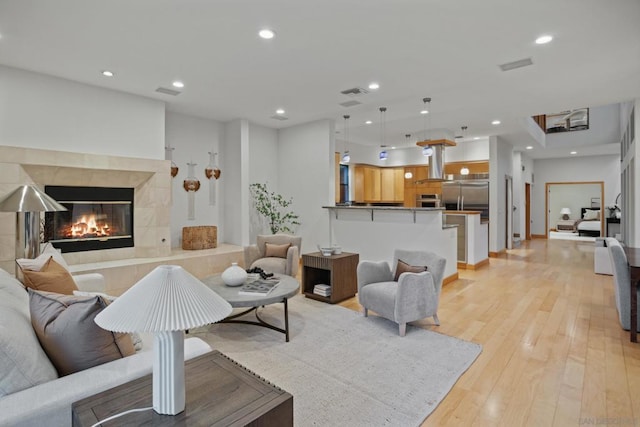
{"left": 323, "top": 205, "right": 445, "bottom": 211}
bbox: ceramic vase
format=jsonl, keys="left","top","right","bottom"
{"left": 222, "top": 262, "right": 247, "bottom": 286}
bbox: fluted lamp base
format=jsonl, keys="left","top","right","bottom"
{"left": 153, "top": 331, "right": 186, "bottom": 415}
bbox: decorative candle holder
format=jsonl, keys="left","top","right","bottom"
{"left": 165, "top": 144, "right": 179, "bottom": 178}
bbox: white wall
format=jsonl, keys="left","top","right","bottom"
{"left": 278, "top": 120, "right": 334, "bottom": 254}
{"left": 222, "top": 119, "right": 250, "bottom": 246}
{"left": 0, "top": 65, "right": 165, "bottom": 159}
{"left": 338, "top": 138, "right": 490, "bottom": 167}
{"left": 489, "top": 136, "right": 514, "bottom": 253}
{"left": 247, "top": 123, "right": 280, "bottom": 242}
{"left": 531, "top": 155, "right": 620, "bottom": 235}
{"left": 165, "top": 112, "right": 223, "bottom": 247}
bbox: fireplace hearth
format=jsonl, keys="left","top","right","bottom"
{"left": 44, "top": 186, "right": 134, "bottom": 253}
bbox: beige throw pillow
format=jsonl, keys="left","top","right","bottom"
{"left": 394, "top": 259, "right": 428, "bottom": 282}
{"left": 21, "top": 258, "right": 78, "bottom": 295}
{"left": 265, "top": 243, "right": 291, "bottom": 259}
{"left": 29, "top": 290, "right": 135, "bottom": 376}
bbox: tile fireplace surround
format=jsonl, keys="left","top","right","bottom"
{"left": 0, "top": 146, "right": 241, "bottom": 295}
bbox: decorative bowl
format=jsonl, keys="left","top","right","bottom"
{"left": 320, "top": 248, "right": 333, "bottom": 256}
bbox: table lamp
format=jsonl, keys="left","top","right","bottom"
{"left": 94, "top": 265, "right": 232, "bottom": 415}
{"left": 560, "top": 208, "right": 571, "bottom": 220}
{"left": 0, "top": 184, "right": 67, "bottom": 275}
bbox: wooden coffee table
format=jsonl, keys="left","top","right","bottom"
{"left": 202, "top": 274, "right": 299, "bottom": 342}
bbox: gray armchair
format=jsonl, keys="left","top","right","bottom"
{"left": 606, "top": 237, "right": 640, "bottom": 331}
{"left": 244, "top": 234, "right": 302, "bottom": 277}
{"left": 357, "top": 249, "right": 446, "bottom": 336}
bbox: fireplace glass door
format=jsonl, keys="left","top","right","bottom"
{"left": 44, "top": 186, "right": 134, "bottom": 253}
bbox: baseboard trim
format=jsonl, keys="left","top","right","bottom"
{"left": 489, "top": 249, "right": 507, "bottom": 258}
{"left": 443, "top": 272, "right": 459, "bottom": 286}
{"left": 458, "top": 258, "right": 490, "bottom": 270}
{"left": 531, "top": 234, "right": 547, "bottom": 239}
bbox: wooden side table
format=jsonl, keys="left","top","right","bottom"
{"left": 302, "top": 252, "right": 359, "bottom": 303}
{"left": 72, "top": 351, "right": 293, "bottom": 426}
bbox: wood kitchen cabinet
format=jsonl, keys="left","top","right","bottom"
{"left": 354, "top": 165, "right": 403, "bottom": 203}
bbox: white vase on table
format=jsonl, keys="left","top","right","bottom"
{"left": 221, "top": 263, "right": 247, "bottom": 287}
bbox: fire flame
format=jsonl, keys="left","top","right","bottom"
{"left": 70, "top": 215, "right": 110, "bottom": 238}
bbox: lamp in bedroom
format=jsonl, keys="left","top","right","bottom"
{"left": 560, "top": 207, "right": 571, "bottom": 220}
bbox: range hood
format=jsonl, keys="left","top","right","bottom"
{"left": 416, "top": 139, "right": 456, "bottom": 181}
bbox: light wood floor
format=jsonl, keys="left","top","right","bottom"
{"left": 338, "top": 238, "right": 640, "bottom": 426}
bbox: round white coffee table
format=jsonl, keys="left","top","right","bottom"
{"left": 202, "top": 274, "right": 299, "bottom": 342}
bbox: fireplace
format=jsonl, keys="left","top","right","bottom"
{"left": 44, "top": 186, "right": 134, "bottom": 253}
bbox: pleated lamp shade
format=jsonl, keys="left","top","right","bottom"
{"left": 95, "top": 265, "right": 232, "bottom": 333}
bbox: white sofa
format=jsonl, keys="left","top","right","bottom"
{"left": 0, "top": 268, "right": 212, "bottom": 427}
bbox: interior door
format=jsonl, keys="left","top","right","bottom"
{"left": 525, "top": 183, "right": 531, "bottom": 240}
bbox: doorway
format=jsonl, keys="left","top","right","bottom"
{"left": 545, "top": 182, "right": 604, "bottom": 240}
{"left": 506, "top": 175, "right": 513, "bottom": 250}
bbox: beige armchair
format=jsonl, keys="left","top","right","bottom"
{"left": 244, "top": 234, "right": 302, "bottom": 277}
{"left": 357, "top": 249, "right": 446, "bottom": 336}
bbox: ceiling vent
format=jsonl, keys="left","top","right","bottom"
{"left": 499, "top": 57, "right": 534, "bottom": 72}
{"left": 155, "top": 87, "right": 181, "bottom": 96}
{"left": 270, "top": 115, "right": 289, "bottom": 121}
{"left": 340, "top": 87, "right": 369, "bottom": 97}
{"left": 339, "top": 100, "right": 362, "bottom": 108}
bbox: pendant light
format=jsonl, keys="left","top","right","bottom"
{"left": 341, "top": 115, "right": 351, "bottom": 163}
{"left": 420, "top": 98, "right": 433, "bottom": 157}
{"left": 378, "top": 107, "right": 388, "bottom": 160}
{"left": 404, "top": 134, "right": 413, "bottom": 179}
{"left": 460, "top": 125, "right": 470, "bottom": 175}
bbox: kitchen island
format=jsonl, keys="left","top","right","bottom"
{"left": 444, "top": 211, "right": 489, "bottom": 269}
{"left": 324, "top": 206, "right": 458, "bottom": 283}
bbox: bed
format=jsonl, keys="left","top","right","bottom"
{"left": 577, "top": 207, "right": 601, "bottom": 237}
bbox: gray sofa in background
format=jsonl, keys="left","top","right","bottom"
{"left": 606, "top": 237, "right": 640, "bottom": 332}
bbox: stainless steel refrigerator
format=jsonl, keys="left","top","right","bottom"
{"left": 442, "top": 180, "right": 489, "bottom": 219}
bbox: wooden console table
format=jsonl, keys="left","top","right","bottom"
{"left": 302, "top": 252, "right": 359, "bottom": 303}
{"left": 72, "top": 351, "right": 293, "bottom": 426}
{"left": 624, "top": 246, "right": 640, "bottom": 343}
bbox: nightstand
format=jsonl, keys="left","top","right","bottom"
{"left": 607, "top": 217, "right": 621, "bottom": 237}
{"left": 556, "top": 219, "right": 576, "bottom": 232}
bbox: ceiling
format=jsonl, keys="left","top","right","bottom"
{"left": 1, "top": 0, "right": 639, "bottom": 159}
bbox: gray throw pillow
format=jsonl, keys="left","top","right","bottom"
{"left": 29, "top": 290, "right": 135, "bottom": 376}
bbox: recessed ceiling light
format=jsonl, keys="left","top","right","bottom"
{"left": 365, "top": 120, "right": 372, "bottom": 125}
{"left": 259, "top": 29, "right": 275, "bottom": 39}
{"left": 391, "top": 146, "right": 396, "bottom": 150}
{"left": 535, "top": 35, "right": 553, "bottom": 45}
{"left": 420, "top": 110, "right": 429, "bottom": 115}
{"left": 101, "top": 70, "right": 114, "bottom": 77}
{"left": 570, "top": 151, "right": 577, "bottom": 155}
{"left": 491, "top": 120, "right": 501, "bottom": 125}
{"left": 172, "top": 81, "right": 184, "bottom": 88}
{"left": 368, "top": 82, "right": 380, "bottom": 90}
{"left": 473, "top": 137, "right": 481, "bottom": 140}
{"left": 526, "top": 146, "right": 533, "bottom": 150}
{"left": 276, "top": 108, "right": 285, "bottom": 115}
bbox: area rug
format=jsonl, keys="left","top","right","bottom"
{"left": 191, "top": 296, "right": 482, "bottom": 427}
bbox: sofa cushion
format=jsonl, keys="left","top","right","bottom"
{"left": 16, "top": 242, "right": 70, "bottom": 272}
{"left": 0, "top": 273, "right": 58, "bottom": 396}
{"left": 251, "top": 257, "right": 287, "bottom": 275}
{"left": 29, "top": 290, "right": 135, "bottom": 376}
{"left": 265, "top": 242, "right": 291, "bottom": 258}
{"left": 21, "top": 258, "right": 78, "bottom": 295}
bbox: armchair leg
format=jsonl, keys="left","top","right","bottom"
{"left": 433, "top": 314, "right": 440, "bottom": 326}
{"left": 399, "top": 323, "right": 406, "bottom": 337}
{"left": 362, "top": 307, "right": 368, "bottom": 317}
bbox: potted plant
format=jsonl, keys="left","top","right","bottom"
{"left": 249, "top": 183, "right": 300, "bottom": 234}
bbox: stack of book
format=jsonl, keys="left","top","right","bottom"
{"left": 313, "top": 284, "right": 331, "bottom": 297}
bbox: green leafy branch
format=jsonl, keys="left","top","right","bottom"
{"left": 249, "top": 183, "right": 301, "bottom": 234}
